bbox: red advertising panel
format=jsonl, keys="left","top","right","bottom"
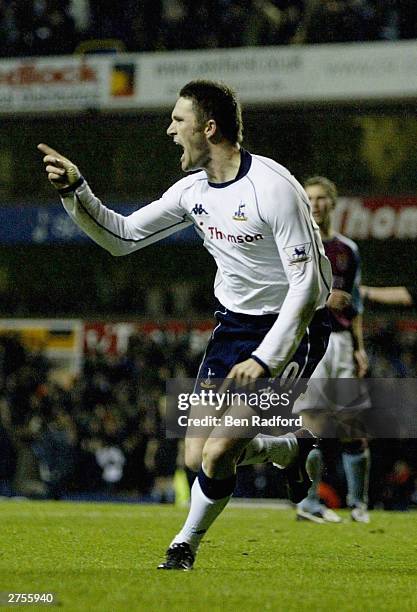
{"left": 83, "top": 320, "right": 214, "bottom": 356}
{"left": 335, "top": 196, "right": 417, "bottom": 240}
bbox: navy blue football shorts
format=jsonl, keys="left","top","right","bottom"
{"left": 195, "top": 303, "right": 331, "bottom": 406}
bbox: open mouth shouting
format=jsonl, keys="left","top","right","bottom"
{"left": 174, "top": 140, "right": 185, "bottom": 165}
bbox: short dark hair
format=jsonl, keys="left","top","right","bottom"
{"left": 304, "top": 176, "right": 338, "bottom": 205}
{"left": 179, "top": 80, "right": 243, "bottom": 145}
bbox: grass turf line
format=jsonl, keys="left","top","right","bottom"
{"left": 0, "top": 501, "right": 416, "bottom": 611}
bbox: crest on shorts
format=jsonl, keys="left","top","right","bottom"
{"left": 284, "top": 242, "right": 312, "bottom": 268}
{"left": 201, "top": 367, "right": 216, "bottom": 389}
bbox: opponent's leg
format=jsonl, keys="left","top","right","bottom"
{"left": 293, "top": 412, "right": 341, "bottom": 523}
{"left": 342, "top": 439, "right": 370, "bottom": 523}
{"left": 296, "top": 447, "right": 326, "bottom": 522}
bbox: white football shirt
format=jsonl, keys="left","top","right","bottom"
{"left": 60, "top": 149, "right": 332, "bottom": 374}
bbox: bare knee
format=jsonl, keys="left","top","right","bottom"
{"left": 184, "top": 438, "right": 204, "bottom": 472}
{"left": 202, "top": 438, "right": 238, "bottom": 474}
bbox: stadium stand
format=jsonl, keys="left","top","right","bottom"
{"left": 0, "top": 1, "right": 416, "bottom": 58}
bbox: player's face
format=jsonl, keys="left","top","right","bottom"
{"left": 305, "top": 184, "right": 334, "bottom": 227}
{"left": 167, "top": 97, "right": 210, "bottom": 172}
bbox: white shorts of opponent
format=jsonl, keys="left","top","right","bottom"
{"left": 293, "top": 331, "right": 371, "bottom": 416}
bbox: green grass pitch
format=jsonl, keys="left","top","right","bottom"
{"left": 0, "top": 501, "right": 416, "bottom": 611}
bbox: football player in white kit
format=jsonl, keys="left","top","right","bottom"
{"left": 39, "top": 80, "right": 332, "bottom": 570}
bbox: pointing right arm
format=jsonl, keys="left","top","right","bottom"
{"left": 37, "top": 143, "right": 191, "bottom": 256}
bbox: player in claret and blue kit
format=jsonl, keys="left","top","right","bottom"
{"left": 294, "top": 176, "right": 371, "bottom": 524}
{"left": 38, "top": 80, "right": 332, "bottom": 569}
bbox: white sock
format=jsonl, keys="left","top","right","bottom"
{"left": 171, "top": 476, "right": 231, "bottom": 554}
{"left": 238, "top": 433, "right": 298, "bottom": 468}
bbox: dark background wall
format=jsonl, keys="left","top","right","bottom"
{"left": 2, "top": 105, "right": 417, "bottom": 203}
{"left": 0, "top": 239, "right": 414, "bottom": 317}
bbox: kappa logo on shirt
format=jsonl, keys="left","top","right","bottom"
{"left": 233, "top": 202, "right": 248, "bottom": 221}
{"left": 284, "top": 242, "right": 312, "bottom": 267}
{"left": 191, "top": 203, "right": 208, "bottom": 215}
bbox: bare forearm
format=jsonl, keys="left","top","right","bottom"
{"left": 352, "top": 314, "right": 368, "bottom": 377}
{"left": 351, "top": 314, "right": 365, "bottom": 351}
{"left": 361, "top": 286, "right": 412, "bottom": 306}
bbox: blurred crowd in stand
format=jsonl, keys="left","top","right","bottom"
{"left": 0, "top": 321, "right": 416, "bottom": 510}
{"left": 0, "top": 328, "right": 203, "bottom": 501}
{"left": 0, "top": 0, "right": 416, "bottom": 58}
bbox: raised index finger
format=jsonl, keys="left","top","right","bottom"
{"left": 37, "top": 143, "right": 68, "bottom": 162}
